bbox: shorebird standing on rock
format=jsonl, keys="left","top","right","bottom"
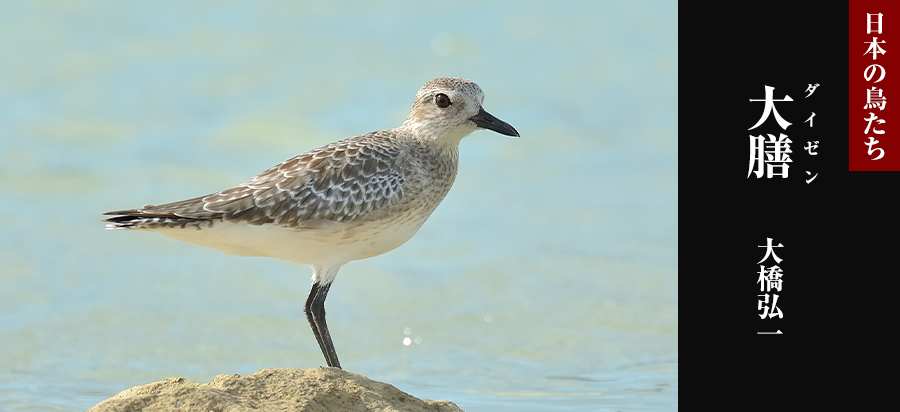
{"left": 103, "top": 77, "right": 519, "bottom": 369}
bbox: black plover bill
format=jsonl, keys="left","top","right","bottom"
{"left": 103, "top": 77, "right": 519, "bottom": 369}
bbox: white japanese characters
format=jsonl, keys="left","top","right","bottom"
{"left": 757, "top": 237, "right": 784, "bottom": 320}
{"left": 869, "top": 12, "right": 883, "bottom": 34}
{"left": 804, "top": 83, "right": 820, "bottom": 98}
{"left": 748, "top": 86, "right": 793, "bottom": 179}
{"left": 865, "top": 86, "right": 887, "bottom": 110}
{"left": 864, "top": 13, "right": 887, "bottom": 160}
{"left": 748, "top": 86, "right": 793, "bottom": 131}
{"left": 864, "top": 37, "right": 887, "bottom": 60}
{"left": 747, "top": 84, "right": 819, "bottom": 182}
{"left": 748, "top": 133, "right": 792, "bottom": 179}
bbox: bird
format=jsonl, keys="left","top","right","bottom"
{"left": 103, "top": 77, "right": 519, "bottom": 369}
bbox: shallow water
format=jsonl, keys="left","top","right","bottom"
{"left": 0, "top": 1, "right": 677, "bottom": 410}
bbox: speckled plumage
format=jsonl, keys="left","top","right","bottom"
{"left": 106, "top": 130, "right": 448, "bottom": 228}
{"left": 103, "top": 77, "right": 518, "bottom": 369}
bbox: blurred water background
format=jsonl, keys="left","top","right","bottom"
{"left": 0, "top": 1, "right": 677, "bottom": 410}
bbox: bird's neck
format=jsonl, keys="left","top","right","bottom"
{"left": 398, "top": 122, "right": 471, "bottom": 151}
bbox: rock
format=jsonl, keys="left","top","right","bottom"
{"left": 88, "top": 367, "right": 464, "bottom": 412}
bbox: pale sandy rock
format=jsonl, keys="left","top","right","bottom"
{"left": 88, "top": 367, "right": 463, "bottom": 412}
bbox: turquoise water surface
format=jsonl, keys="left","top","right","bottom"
{"left": 0, "top": 1, "right": 677, "bottom": 410}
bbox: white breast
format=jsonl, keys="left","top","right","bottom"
{"left": 150, "top": 209, "right": 431, "bottom": 268}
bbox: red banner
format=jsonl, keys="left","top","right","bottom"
{"left": 851, "top": 2, "right": 900, "bottom": 170}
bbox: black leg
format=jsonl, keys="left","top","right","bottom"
{"left": 304, "top": 282, "right": 341, "bottom": 369}
{"left": 304, "top": 284, "right": 325, "bottom": 361}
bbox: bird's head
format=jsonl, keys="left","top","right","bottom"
{"left": 403, "top": 77, "right": 519, "bottom": 145}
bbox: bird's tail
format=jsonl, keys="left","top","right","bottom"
{"left": 103, "top": 210, "right": 213, "bottom": 230}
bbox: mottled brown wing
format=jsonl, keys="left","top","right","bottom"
{"left": 105, "top": 131, "right": 408, "bottom": 228}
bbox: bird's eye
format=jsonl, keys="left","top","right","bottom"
{"left": 435, "top": 93, "right": 451, "bottom": 108}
